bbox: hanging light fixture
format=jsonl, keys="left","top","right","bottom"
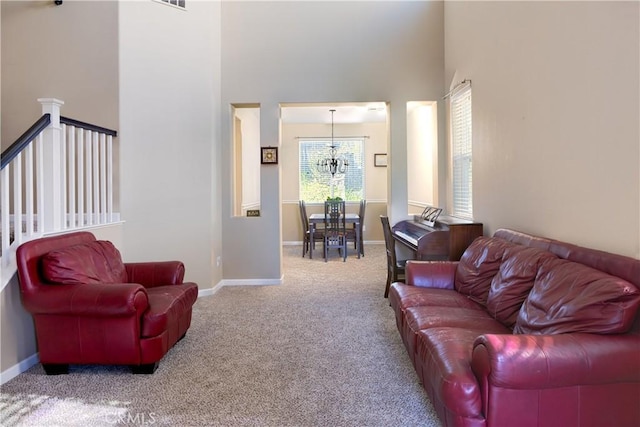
{"left": 317, "top": 109, "right": 348, "bottom": 177}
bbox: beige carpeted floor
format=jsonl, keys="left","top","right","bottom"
{"left": 0, "top": 244, "right": 440, "bottom": 427}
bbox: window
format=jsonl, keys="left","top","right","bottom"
{"left": 450, "top": 83, "right": 473, "bottom": 219}
{"left": 299, "top": 139, "right": 364, "bottom": 202}
{"left": 156, "top": 0, "right": 185, "bottom": 9}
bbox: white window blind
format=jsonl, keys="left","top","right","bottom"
{"left": 299, "top": 139, "right": 364, "bottom": 202}
{"left": 450, "top": 83, "right": 473, "bottom": 219}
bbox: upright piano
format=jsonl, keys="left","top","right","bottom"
{"left": 392, "top": 215, "right": 483, "bottom": 261}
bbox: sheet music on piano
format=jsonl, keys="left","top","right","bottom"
{"left": 419, "top": 206, "right": 442, "bottom": 227}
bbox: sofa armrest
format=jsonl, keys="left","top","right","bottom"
{"left": 125, "top": 261, "right": 186, "bottom": 287}
{"left": 406, "top": 261, "right": 458, "bottom": 289}
{"left": 23, "top": 283, "right": 148, "bottom": 317}
{"left": 471, "top": 333, "right": 640, "bottom": 389}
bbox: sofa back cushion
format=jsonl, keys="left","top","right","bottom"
{"left": 514, "top": 258, "right": 640, "bottom": 334}
{"left": 42, "top": 240, "right": 128, "bottom": 285}
{"left": 486, "top": 246, "right": 557, "bottom": 328}
{"left": 455, "top": 237, "right": 515, "bottom": 306}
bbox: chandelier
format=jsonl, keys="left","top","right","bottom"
{"left": 317, "top": 109, "right": 348, "bottom": 177}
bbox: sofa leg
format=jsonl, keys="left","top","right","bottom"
{"left": 131, "top": 362, "right": 159, "bottom": 374}
{"left": 42, "top": 363, "right": 69, "bottom": 375}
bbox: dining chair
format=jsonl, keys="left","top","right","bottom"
{"left": 345, "top": 199, "right": 366, "bottom": 257}
{"left": 324, "top": 200, "right": 347, "bottom": 262}
{"left": 299, "top": 200, "right": 324, "bottom": 258}
{"left": 381, "top": 215, "right": 410, "bottom": 297}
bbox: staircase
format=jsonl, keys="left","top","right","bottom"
{"left": 1, "top": 98, "right": 121, "bottom": 287}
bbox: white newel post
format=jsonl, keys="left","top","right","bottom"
{"left": 38, "top": 98, "right": 65, "bottom": 232}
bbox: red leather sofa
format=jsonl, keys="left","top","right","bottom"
{"left": 389, "top": 228, "right": 640, "bottom": 427}
{"left": 16, "top": 231, "right": 199, "bottom": 374}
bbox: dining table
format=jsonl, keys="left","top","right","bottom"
{"left": 308, "top": 213, "right": 360, "bottom": 260}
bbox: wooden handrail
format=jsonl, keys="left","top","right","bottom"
{"left": 0, "top": 114, "right": 51, "bottom": 170}
{"left": 60, "top": 116, "right": 117, "bottom": 137}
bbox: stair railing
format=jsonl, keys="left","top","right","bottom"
{"left": 1, "top": 98, "right": 119, "bottom": 276}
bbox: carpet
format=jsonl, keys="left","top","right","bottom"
{"left": 0, "top": 244, "right": 440, "bottom": 426}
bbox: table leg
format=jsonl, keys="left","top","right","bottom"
{"left": 356, "top": 222, "right": 361, "bottom": 259}
{"left": 309, "top": 222, "right": 314, "bottom": 259}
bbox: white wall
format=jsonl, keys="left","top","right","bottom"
{"left": 407, "top": 102, "right": 438, "bottom": 211}
{"left": 220, "top": 1, "right": 444, "bottom": 279}
{"left": 235, "top": 107, "right": 261, "bottom": 212}
{"left": 118, "top": 1, "right": 221, "bottom": 288}
{"left": 444, "top": 1, "right": 640, "bottom": 257}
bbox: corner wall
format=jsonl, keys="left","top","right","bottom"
{"left": 118, "top": 1, "right": 221, "bottom": 289}
{"left": 444, "top": 1, "right": 640, "bottom": 257}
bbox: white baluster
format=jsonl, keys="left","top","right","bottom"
{"left": 13, "top": 154, "right": 22, "bottom": 246}
{"left": 36, "top": 134, "right": 44, "bottom": 233}
{"left": 86, "top": 130, "right": 93, "bottom": 225}
{"left": 25, "top": 144, "right": 35, "bottom": 236}
{"left": 67, "top": 126, "right": 76, "bottom": 229}
{"left": 92, "top": 131, "right": 100, "bottom": 224}
{"left": 1, "top": 167, "right": 10, "bottom": 259}
{"left": 100, "top": 133, "right": 107, "bottom": 224}
{"left": 107, "top": 135, "right": 113, "bottom": 222}
{"left": 77, "top": 128, "right": 85, "bottom": 227}
{"left": 61, "top": 124, "right": 68, "bottom": 230}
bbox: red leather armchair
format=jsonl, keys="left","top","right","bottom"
{"left": 16, "top": 232, "right": 198, "bottom": 374}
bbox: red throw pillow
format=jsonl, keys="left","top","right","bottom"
{"left": 486, "top": 246, "right": 557, "bottom": 328}
{"left": 42, "top": 240, "right": 128, "bottom": 285}
{"left": 454, "top": 237, "right": 517, "bottom": 306}
{"left": 514, "top": 258, "right": 640, "bottom": 335}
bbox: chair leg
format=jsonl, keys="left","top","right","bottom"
{"left": 384, "top": 270, "right": 392, "bottom": 298}
{"left": 42, "top": 363, "right": 69, "bottom": 375}
{"left": 131, "top": 362, "right": 159, "bottom": 374}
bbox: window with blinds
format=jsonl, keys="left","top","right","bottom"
{"left": 299, "top": 139, "right": 364, "bottom": 202}
{"left": 450, "top": 84, "right": 473, "bottom": 219}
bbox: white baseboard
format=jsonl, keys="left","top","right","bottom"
{"left": 220, "top": 277, "right": 283, "bottom": 286}
{"left": 198, "top": 281, "right": 223, "bottom": 298}
{"left": 1, "top": 352, "right": 39, "bottom": 385}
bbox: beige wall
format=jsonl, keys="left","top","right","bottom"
{"left": 1, "top": 1, "right": 119, "bottom": 145}
{"left": 281, "top": 121, "right": 388, "bottom": 244}
{"left": 444, "top": 1, "right": 640, "bottom": 258}
{"left": 1, "top": 0, "right": 120, "bottom": 206}
{"left": 221, "top": 1, "right": 445, "bottom": 279}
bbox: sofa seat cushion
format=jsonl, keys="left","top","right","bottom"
{"left": 404, "top": 306, "right": 506, "bottom": 364}
{"left": 141, "top": 283, "right": 199, "bottom": 338}
{"left": 455, "top": 237, "right": 519, "bottom": 306}
{"left": 515, "top": 258, "right": 640, "bottom": 335}
{"left": 486, "top": 246, "right": 558, "bottom": 328}
{"left": 390, "top": 283, "right": 485, "bottom": 314}
{"left": 415, "top": 326, "right": 511, "bottom": 419}
{"left": 42, "top": 240, "right": 128, "bottom": 285}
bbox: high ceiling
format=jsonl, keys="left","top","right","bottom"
{"left": 280, "top": 102, "right": 387, "bottom": 124}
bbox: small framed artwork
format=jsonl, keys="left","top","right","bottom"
{"left": 261, "top": 147, "right": 278, "bottom": 164}
{"left": 374, "top": 153, "right": 387, "bottom": 167}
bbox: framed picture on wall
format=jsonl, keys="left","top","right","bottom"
{"left": 374, "top": 153, "right": 387, "bottom": 167}
{"left": 261, "top": 147, "right": 278, "bottom": 164}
